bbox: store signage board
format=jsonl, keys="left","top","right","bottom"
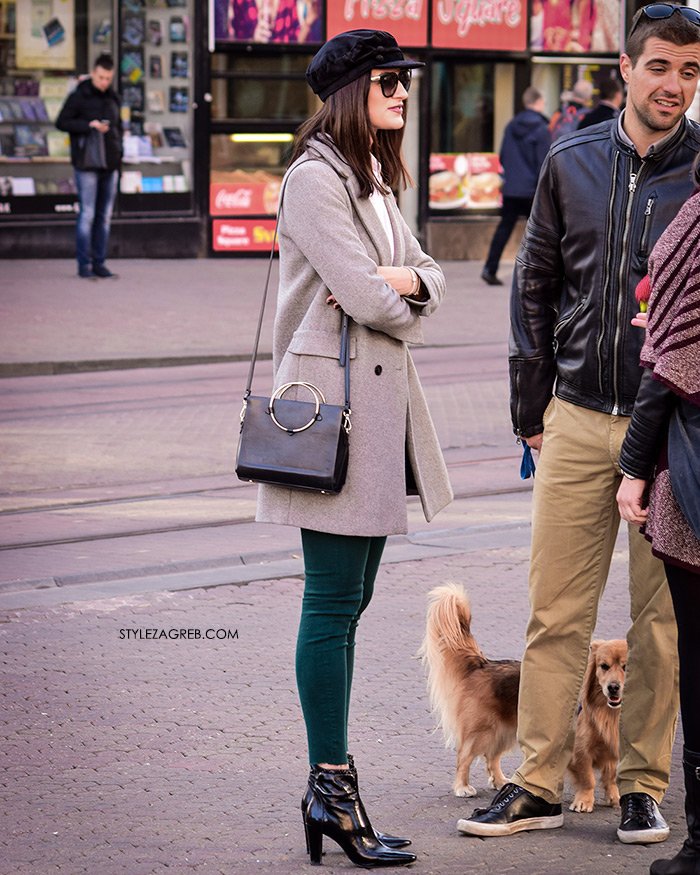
{"left": 210, "top": 182, "right": 280, "bottom": 216}
{"left": 432, "top": 0, "right": 526, "bottom": 50}
{"left": 212, "top": 219, "right": 279, "bottom": 252}
{"left": 326, "top": 0, "right": 428, "bottom": 46}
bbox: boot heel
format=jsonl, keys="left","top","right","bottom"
{"left": 306, "top": 820, "right": 323, "bottom": 864}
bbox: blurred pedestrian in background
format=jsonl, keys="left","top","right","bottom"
{"left": 482, "top": 86, "right": 550, "bottom": 286}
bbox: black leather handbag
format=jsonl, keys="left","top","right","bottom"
{"left": 77, "top": 128, "right": 107, "bottom": 170}
{"left": 235, "top": 168, "right": 351, "bottom": 494}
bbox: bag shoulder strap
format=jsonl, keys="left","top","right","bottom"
{"left": 243, "top": 157, "right": 351, "bottom": 414}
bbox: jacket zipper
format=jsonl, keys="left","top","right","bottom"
{"left": 638, "top": 194, "right": 657, "bottom": 257}
{"left": 612, "top": 159, "right": 646, "bottom": 414}
{"left": 553, "top": 297, "right": 587, "bottom": 343}
{"left": 597, "top": 153, "right": 620, "bottom": 399}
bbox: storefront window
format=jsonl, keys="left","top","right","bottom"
{"left": 431, "top": 61, "right": 495, "bottom": 154}
{"left": 429, "top": 61, "right": 500, "bottom": 213}
{"left": 210, "top": 52, "right": 315, "bottom": 121}
{"left": 118, "top": 0, "right": 194, "bottom": 211}
{"left": 0, "top": 0, "right": 194, "bottom": 218}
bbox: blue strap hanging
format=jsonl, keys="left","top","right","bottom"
{"left": 520, "top": 443, "right": 536, "bottom": 479}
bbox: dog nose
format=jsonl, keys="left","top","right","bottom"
{"left": 608, "top": 683, "right": 620, "bottom": 696}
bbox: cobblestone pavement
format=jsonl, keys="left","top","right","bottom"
{"left": 1, "top": 543, "right": 685, "bottom": 875}
{"left": 0, "top": 257, "right": 687, "bottom": 874}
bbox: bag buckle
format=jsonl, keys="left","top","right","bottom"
{"left": 342, "top": 408, "right": 352, "bottom": 434}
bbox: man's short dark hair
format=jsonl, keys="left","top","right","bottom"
{"left": 94, "top": 53, "right": 114, "bottom": 72}
{"left": 522, "top": 86, "right": 543, "bottom": 109}
{"left": 599, "top": 78, "right": 623, "bottom": 102}
{"left": 626, "top": 8, "right": 700, "bottom": 66}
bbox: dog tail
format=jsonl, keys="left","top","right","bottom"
{"left": 419, "top": 583, "right": 487, "bottom": 748}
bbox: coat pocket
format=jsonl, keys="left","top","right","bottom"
{"left": 288, "top": 328, "right": 357, "bottom": 360}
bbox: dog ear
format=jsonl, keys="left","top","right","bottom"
{"left": 582, "top": 640, "right": 601, "bottom": 700}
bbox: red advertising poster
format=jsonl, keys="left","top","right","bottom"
{"left": 212, "top": 219, "right": 279, "bottom": 252}
{"left": 214, "top": 0, "right": 322, "bottom": 43}
{"left": 326, "top": 0, "right": 428, "bottom": 46}
{"left": 432, "top": 0, "right": 527, "bottom": 50}
{"left": 429, "top": 152, "right": 502, "bottom": 211}
{"left": 210, "top": 181, "right": 281, "bottom": 216}
{"left": 530, "top": 0, "right": 621, "bottom": 53}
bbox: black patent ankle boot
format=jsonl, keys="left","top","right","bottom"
{"left": 651, "top": 748, "right": 700, "bottom": 875}
{"left": 303, "top": 767, "right": 416, "bottom": 867}
{"left": 347, "top": 756, "right": 412, "bottom": 849}
{"left": 301, "top": 761, "right": 412, "bottom": 851}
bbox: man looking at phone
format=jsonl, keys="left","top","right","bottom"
{"left": 57, "top": 54, "right": 122, "bottom": 279}
{"left": 457, "top": 3, "right": 700, "bottom": 844}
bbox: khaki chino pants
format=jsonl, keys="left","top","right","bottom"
{"left": 513, "top": 398, "right": 679, "bottom": 805}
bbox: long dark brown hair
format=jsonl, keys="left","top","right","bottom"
{"left": 290, "top": 74, "right": 413, "bottom": 198}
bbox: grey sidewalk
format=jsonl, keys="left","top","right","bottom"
{"left": 0, "top": 258, "right": 486, "bottom": 376}
{"left": 0, "top": 257, "right": 687, "bottom": 874}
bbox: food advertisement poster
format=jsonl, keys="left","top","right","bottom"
{"left": 212, "top": 219, "right": 279, "bottom": 252}
{"left": 432, "top": 0, "right": 526, "bottom": 50}
{"left": 429, "top": 152, "right": 502, "bottom": 211}
{"left": 17, "top": 0, "right": 75, "bottom": 70}
{"left": 326, "top": 0, "right": 428, "bottom": 47}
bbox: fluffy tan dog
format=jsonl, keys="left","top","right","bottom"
{"left": 421, "top": 583, "right": 627, "bottom": 809}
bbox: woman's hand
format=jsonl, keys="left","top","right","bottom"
{"left": 616, "top": 476, "right": 648, "bottom": 525}
{"left": 326, "top": 266, "right": 418, "bottom": 309}
{"left": 631, "top": 311, "right": 648, "bottom": 329}
{"left": 377, "top": 266, "right": 416, "bottom": 297}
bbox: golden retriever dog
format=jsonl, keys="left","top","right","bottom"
{"left": 420, "top": 583, "right": 627, "bottom": 810}
{"left": 567, "top": 638, "right": 627, "bottom": 812}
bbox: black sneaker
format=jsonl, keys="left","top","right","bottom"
{"left": 78, "top": 266, "right": 96, "bottom": 279}
{"left": 456, "top": 782, "right": 564, "bottom": 837}
{"left": 617, "top": 793, "right": 669, "bottom": 844}
{"left": 92, "top": 264, "right": 118, "bottom": 279}
{"left": 481, "top": 271, "right": 504, "bottom": 286}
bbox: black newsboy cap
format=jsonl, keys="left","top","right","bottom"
{"left": 306, "top": 29, "right": 424, "bottom": 102}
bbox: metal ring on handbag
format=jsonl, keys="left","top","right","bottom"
{"left": 269, "top": 381, "right": 327, "bottom": 433}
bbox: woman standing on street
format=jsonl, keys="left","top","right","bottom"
{"left": 617, "top": 179, "right": 700, "bottom": 875}
{"left": 256, "top": 29, "right": 452, "bottom": 869}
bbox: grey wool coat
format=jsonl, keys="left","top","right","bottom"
{"left": 256, "top": 136, "right": 453, "bottom": 537}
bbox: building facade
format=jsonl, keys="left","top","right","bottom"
{"left": 0, "top": 0, "right": 634, "bottom": 259}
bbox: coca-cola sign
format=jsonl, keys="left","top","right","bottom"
{"left": 210, "top": 182, "right": 281, "bottom": 217}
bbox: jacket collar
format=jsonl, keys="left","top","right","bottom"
{"left": 612, "top": 110, "right": 689, "bottom": 159}
{"left": 301, "top": 134, "right": 398, "bottom": 265}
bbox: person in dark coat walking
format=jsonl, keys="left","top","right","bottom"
{"left": 56, "top": 54, "right": 122, "bottom": 279}
{"left": 481, "top": 86, "right": 549, "bottom": 286}
{"left": 578, "top": 77, "right": 624, "bottom": 129}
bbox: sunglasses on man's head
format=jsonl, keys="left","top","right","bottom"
{"left": 369, "top": 69, "right": 412, "bottom": 98}
{"left": 629, "top": 3, "right": 700, "bottom": 37}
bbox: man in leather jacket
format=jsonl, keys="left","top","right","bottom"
{"left": 458, "top": 4, "right": 700, "bottom": 845}
{"left": 56, "top": 54, "right": 122, "bottom": 279}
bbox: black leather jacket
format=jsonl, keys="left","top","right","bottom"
{"left": 509, "top": 116, "right": 700, "bottom": 438}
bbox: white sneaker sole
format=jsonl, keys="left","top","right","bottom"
{"left": 457, "top": 814, "right": 564, "bottom": 837}
{"left": 617, "top": 826, "right": 669, "bottom": 844}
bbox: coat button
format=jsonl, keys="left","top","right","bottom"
{"left": 375, "top": 365, "right": 382, "bottom": 375}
